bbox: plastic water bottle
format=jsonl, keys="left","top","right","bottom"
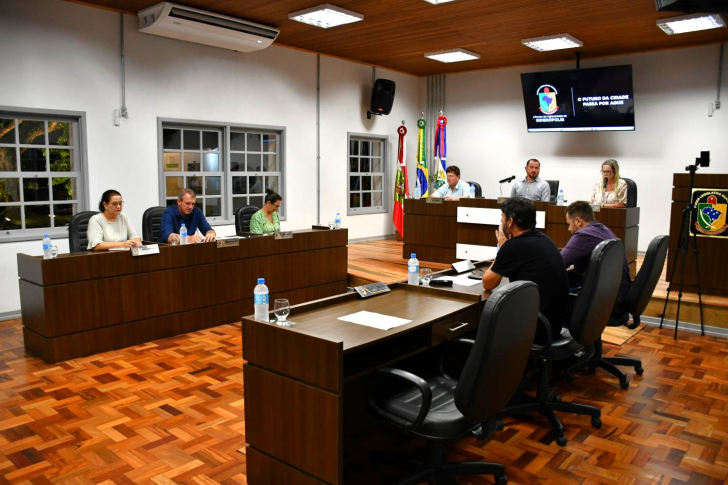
{"left": 556, "top": 189, "right": 564, "bottom": 206}
{"left": 469, "top": 184, "right": 476, "bottom": 199}
{"left": 335, "top": 212, "right": 341, "bottom": 230}
{"left": 180, "top": 223, "right": 187, "bottom": 244}
{"left": 414, "top": 182, "right": 421, "bottom": 200}
{"left": 254, "top": 278, "right": 269, "bottom": 321}
{"left": 408, "top": 253, "right": 420, "bottom": 285}
{"left": 42, "top": 234, "right": 53, "bottom": 259}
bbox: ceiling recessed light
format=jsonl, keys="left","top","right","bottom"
{"left": 522, "top": 33, "right": 583, "bottom": 52}
{"left": 288, "top": 4, "right": 363, "bottom": 29}
{"left": 657, "top": 13, "right": 726, "bottom": 35}
{"left": 423, "top": 0, "right": 457, "bottom": 4}
{"left": 424, "top": 48, "right": 480, "bottom": 63}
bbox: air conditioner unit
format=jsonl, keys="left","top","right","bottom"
{"left": 138, "top": 2, "right": 279, "bottom": 52}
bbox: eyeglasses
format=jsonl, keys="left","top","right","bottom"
{"left": 600, "top": 170, "right": 613, "bottom": 175}
{"left": 108, "top": 201, "right": 124, "bottom": 207}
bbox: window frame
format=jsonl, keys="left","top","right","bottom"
{"left": 347, "top": 133, "right": 388, "bottom": 216}
{"left": 0, "top": 106, "right": 89, "bottom": 243}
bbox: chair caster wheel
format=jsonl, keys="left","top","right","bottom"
{"left": 495, "top": 474, "right": 508, "bottom": 485}
{"left": 554, "top": 395, "right": 563, "bottom": 403}
{"left": 591, "top": 417, "right": 602, "bottom": 429}
{"left": 496, "top": 420, "right": 504, "bottom": 431}
{"left": 635, "top": 367, "right": 644, "bottom": 376}
{"left": 620, "top": 378, "right": 629, "bottom": 389}
{"left": 556, "top": 436, "right": 567, "bottom": 447}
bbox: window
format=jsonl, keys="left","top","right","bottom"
{"left": 0, "top": 110, "right": 86, "bottom": 241}
{"left": 348, "top": 134, "right": 387, "bottom": 215}
{"left": 158, "top": 120, "right": 284, "bottom": 223}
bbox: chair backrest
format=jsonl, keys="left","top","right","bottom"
{"left": 626, "top": 235, "right": 669, "bottom": 317}
{"left": 235, "top": 205, "right": 259, "bottom": 233}
{"left": 568, "top": 239, "right": 624, "bottom": 346}
{"left": 546, "top": 180, "right": 559, "bottom": 202}
{"left": 454, "top": 281, "right": 539, "bottom": 423}
{"left": 142, "top": 206, "right": 167, "bottom": 242}
{"left": 623, "top": 177, "right": 637, "bottom": 207}
{"left": 465, "top": 181, "right": 482, "bottom": 198}
{"left": 69, "top": 211, "right": 98, "bottom": 253}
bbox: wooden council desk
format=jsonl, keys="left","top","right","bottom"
{"left": 17, "top": 228, "right": 348, "bottom": 363}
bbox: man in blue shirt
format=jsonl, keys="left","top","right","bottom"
{"left": 159, "top": 188, "right": 216, "bottom": 243}
{"left": 430, "top": 166, "right": 470, "bottom": 200}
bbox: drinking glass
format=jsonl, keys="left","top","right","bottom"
{"left": 274, "top": 299, "right": 293, "bottom": 326}
{"left": 420, "top": 268, "right": 433, "bottom": 287}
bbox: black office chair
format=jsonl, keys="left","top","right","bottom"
{"left": 466, "top": 181, "right": 482, "bottom": 198}
{"left": 546, "top": 180, "right": 559, "bottom": 202}
{"left": 367, "top": 281, "right": 540, "bottom": 485}
{"left": 235, "top": 205, "right": 259, "bottom": 233}
{"left": 622, "top": 177, "right": 637, "bottom": 207}
{"left": 142, "top": 206, "right": 166, "bottom": 242}
{"left": 69, "top": 211, "right": 97, "bottom": 253}
{"left": 567, "top": 235, "right": 668, "bottom": 388}
{"left": 498, "top": 239, "right": 624, "bottom": 446}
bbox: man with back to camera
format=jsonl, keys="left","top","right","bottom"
{"left": 482, "top": 197, "right": 569, "bottom": 340}
{"left": 430, "top": 165, "right": 469, "bottom": 201}
{"left": 511, "top": 159, "right": 551, "bottom": 202}
{"left": 158, "top": 188, "right": 216, "bottom": 244}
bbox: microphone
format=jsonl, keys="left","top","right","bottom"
{"left": 603, "top": 177, "right": 608, "bottom": 189}
{"left": 602, "top": 177, "right": 608, "bottom": 206}
{"left": 499, "top": 175, "right": 516, "bottom": 184}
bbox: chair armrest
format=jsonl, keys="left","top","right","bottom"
{"left": 534, "top": 312, "right": 553, "bottom": 347}
{"left": 367, "top": 368, "right": 432, "bottom": 431}
{"left": 439, "top": 338, "right": 475, "bottom": 380}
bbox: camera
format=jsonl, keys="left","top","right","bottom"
{"left": 686, "top": 151, "right": 709, "bottom": 171}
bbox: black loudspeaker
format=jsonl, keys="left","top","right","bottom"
{"left": 368, "top": 79, "right": 396, "bottom": 119}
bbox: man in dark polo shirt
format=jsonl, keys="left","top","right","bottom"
{"left": 561, "top": 201, "right": 631, "bottom": 308}
{"left": 159, "top": 188, "right": 216, "bottom": 244}
{"left": 482, "top": 197, "right": 569, "bottom": 339}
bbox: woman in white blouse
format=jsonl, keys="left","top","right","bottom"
{"left": 590, "top": 159, "right": 628, "bottom": 208}
{"left": 87, "top": 190, "right": 142, "bottom": 250}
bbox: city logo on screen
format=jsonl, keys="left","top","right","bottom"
{"left": 691, "top": 190, "right": 728, "bottom": 237}
{"left": 537, "top": 85, "right": 559, "bottom": 115}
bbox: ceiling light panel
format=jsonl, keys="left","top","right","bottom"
{"left": 288, "top": 4, "right": 363, "bottom": 29}
{"left": 657, "top": 13, "right": 726, "bottom": 35}
{"left": 424, "top": 48, "right": 480, "bottom": 63}
{"left": 522, "top": 33, "right": 583, "bottom": 52}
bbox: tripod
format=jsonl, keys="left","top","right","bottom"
{"left": 660, "top": 165, "right": 705, "bottom": 339}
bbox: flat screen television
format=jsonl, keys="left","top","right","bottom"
{"left": 520, "top": 65, "right": 635, "bottom": 132}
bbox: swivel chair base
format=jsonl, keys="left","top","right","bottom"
{"left": 566, "top": 340, "right": 643, "bottom": 389}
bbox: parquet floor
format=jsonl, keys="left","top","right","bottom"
{"left": 2, "top": 315, "right": 728, "bottom": 484}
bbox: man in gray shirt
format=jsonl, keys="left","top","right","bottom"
{"left": 510, "top": 159, "right": 551, "bottom": 202}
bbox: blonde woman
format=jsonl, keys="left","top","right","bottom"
{"left": 590, "top": 159, "right": 627, "bottom": 208}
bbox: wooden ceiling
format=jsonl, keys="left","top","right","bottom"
{"left": 68, "top": 0, "right": 728, "bottom": 76}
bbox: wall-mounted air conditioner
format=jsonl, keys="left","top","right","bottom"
{"left": 138, "top": 2, "right": 279, "bottom": 53}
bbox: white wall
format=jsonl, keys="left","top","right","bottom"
{"left": 0, "top": 0, "right": 421, "bottom": 314}
{"left": 444, "top": 45, "right": 728, "bottom": 252}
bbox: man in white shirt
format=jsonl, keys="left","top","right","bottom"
{"left": 431, "top": 165, "right": 469, "bottom": 200}
{"left": 510, "top": 159, "right": 551, "bottom": 202}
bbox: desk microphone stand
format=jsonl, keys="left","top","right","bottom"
{"left": 659, "top": 160, "right": 706, "bottom": 339}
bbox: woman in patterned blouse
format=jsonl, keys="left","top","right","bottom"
{"left": 590, "top": 159, "right": 627, "bottom": 208}
{"left": 249, "top": 189, "right": 282, "bottom": 234}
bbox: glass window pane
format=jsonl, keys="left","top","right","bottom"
{"left": 361, "top": 141, "right": 370, "bottom": 157}
{"left": 166, "top": 199, "right": 176, "bottom": 208}
{"left": 247, "top": 134, "right": 261, "bottom": 152}
{"left": 205, "top": 198, "right": 221, "bottom": 217}
{"left": 350, "top": 193, "right": 360, "bottom": 208}
{"left": 371, "top": 158, "right": 382, "bottom": 173}
{"left": 0, "top": 205, "right": 21, "bottom": 230}
{"left": 23, "top": 178, "right": 49, "bottom": 201}
{"left": 230, "top": 153, "right": 244, "bottom": 172}
{"left": 230, "top": 132, "right": 245, "bottom": 151}
{"left": 248, "top": 176, "right": 263, "bottom": 194}
{"left": 362, "top": 176, "right": 372, "bottom": 191}
{"left": 195, "top": 200, "right": 203, "bottom": 211}
{"left": 52, "top": 177, "right": 76, "bottom": 201}
{"left": 0, "top": 119, "right": 16, "bottom": 144}
{"left": 25, "top": 204, "right": 51, "bottom": 229}
{"left": 249, "top": 196, "right": 263, "bottom": 209}
{"left": 262, "top": 154, "right": 277, "bottom": 172}
{"left": 53, "top": 203, "right": 76, "bottom": 227}
{"left": 263, "top": 134, "right": 277, "bottom": 153}
{"left": 19, "top": 120, "right": 45, "bottom": 145}
{"left": 266, "top": 175, "right": 279, "bottom": 193}
{"left": 0, "top": 178, "right": 20, "bottom": 202}
{"left": 373, "top": 176, "right": 383, "bottom": 191}
{"left": 373, "top": 192, "right": 383, "bottom": 207}
{"left": 233, "top": 176, "right": 247, "bottom": 195}
{"left": 350, "top": 176, "right": 359, "bottom": 191}
{"left": 47, "top": 122, "right": 70, "bottom": 146}
{"left": 372, "top": 142, "right": 382, "bottom": 157}
{"left": 203, "top": 153, "right": 219, "bottom": 172}
{"left": 163, "top": 129, "right": 181, "bottom": 150}
{"left": 20, "top": 148, "right": 46, "bottom": 172}
{"left": 205, "top": 176, "right": 221, "bottom": 196}
{"left": 360, "top": 158, "right": 370, "bottom": 172}
{"left": 186, "top": 176, "right": 203, "bottom": 196}
{"left": 49, "top": 149, "right": 73, "bottom": 172}
{"left": 247, "top": 153, "right": 262, "bottom": 172}
{"left": 362, "top": 192, "right": 372, "bottom": 207}
{"left": 349, "top": 157, "right": 358, "bottom": 173}
{"left": 166, "top": 176, "right": 184, "bottom": 198}
{"left": 0, "top": 148, "right": 17, "bottom": 172}
{"left": 349, "top": 139, "right": 359, "bottom": 156}
{"left": 184, "top": 152, "right": 201, "bottom": 172}
{"left": 202, "top": 131, "right": 219, "bottom": 151}
{"left": 184, "top": 130, "right": 200, "bottom": 150}
{"left": 163, "top": 153, "right": 181, "bottom": 172}
{"left": 233, "top": 197, "right": 246, "bottom": 213}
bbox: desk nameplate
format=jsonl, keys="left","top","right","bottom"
{"left": 426, "top": 197, "right": 443, "bottom": 204}
{"left": 131, "top": 244, "right": 160, "bottom": 257}
{"left": 216, "top": 238, "right": 240, "bottom": 248}
{"left": 275, "top": 231, "right": 293, "bottom": 239}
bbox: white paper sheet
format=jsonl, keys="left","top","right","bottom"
{"left": 109, "top": 247, "right": 130, "bottom": 251}
{"left": 337, "top": 311, "right": 411, "bottom": 330}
